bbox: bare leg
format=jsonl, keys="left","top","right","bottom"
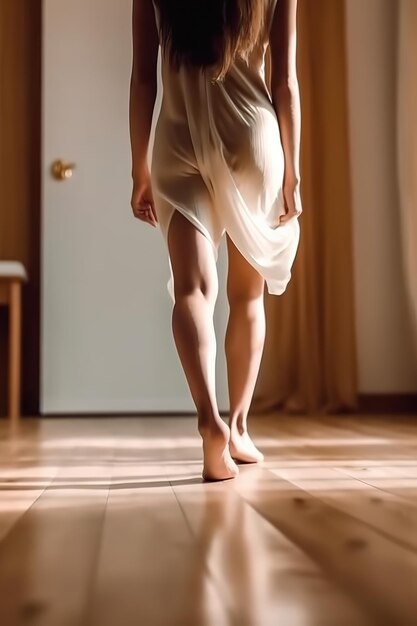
{"left": 168, "top": 211, "right": 238, "bottom": 481}
{"left": 225, "top": 235, "right": 266, "bottom": 463}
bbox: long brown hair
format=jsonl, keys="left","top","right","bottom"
{"left": 155, "top": 0, "right": 264, "bottom": 79}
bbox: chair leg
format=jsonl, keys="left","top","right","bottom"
{"left": 8, "top": 281, "right": 22, "bottom": 424}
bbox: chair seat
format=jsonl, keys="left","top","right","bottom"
{"left": 0, "top": 261, "right": 28, "bottom": 281}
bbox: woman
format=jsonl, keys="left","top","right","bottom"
{"left": 129, "top": 0, "right": 302, "bottom": 481}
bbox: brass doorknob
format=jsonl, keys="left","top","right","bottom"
{"left": 51, "top": 159, "right": 76, "bottom": 181}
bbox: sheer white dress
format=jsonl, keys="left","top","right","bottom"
{"left": 150, "top": 0, "right": 300, "bottom": 300}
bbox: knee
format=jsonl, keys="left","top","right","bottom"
{"left": 174, "top": 276, "right": 218, "bottom": 307}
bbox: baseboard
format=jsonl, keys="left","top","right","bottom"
{"left": 12, "top": 395, "right": 417, "bottom": 419}
{"left": 357, "top": 393, "right": 417, "bottom": 414}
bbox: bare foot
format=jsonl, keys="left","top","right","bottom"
{"left": 229, "top": 430, "right": 264, "bottom": 464}
{"left": 199, "top": 420, "right": 239, "bottom": 482}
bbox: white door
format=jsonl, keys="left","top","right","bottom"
{"left": 41, "top": 0, "right": 230, "bottom": 413}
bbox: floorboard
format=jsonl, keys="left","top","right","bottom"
{"left": 0, "top": 414, "right": 416, "bottom": 626}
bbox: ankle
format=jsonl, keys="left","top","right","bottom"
{"left": 198, "top": 413, "right": 228, "bottom": 438}
{"left": 229, "top": 418, "right": 247, "bottom": 436}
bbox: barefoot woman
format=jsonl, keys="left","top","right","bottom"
{"left": 129, "top": 0, "right": 302, "bottom": 481}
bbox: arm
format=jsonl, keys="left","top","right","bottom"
{"left": 129, "top": 0, "right": 159, "bottom": 225}
{"left": 130, "top": 0, "right": 158, "bottom": 178}
{"left": 269, "top": 0, "right": 302, "bottom": 222}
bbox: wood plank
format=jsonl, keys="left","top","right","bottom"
{"left": 337, "top": 465, "right": 417, "bottom": 504}
{"left": 0, "top": 421, "right": 63, "bottom": 542}
{"left": 316, "top": 415, "right": 417, "bottom": 451}
{"left": 0, "top": 437, "right": 114, "bottom": 626}
{"left": 168, "top": 464, "right": 371, "bottom": 625}
{"left": 255, "top": 414, "right": 417, "bottom": 468}
{"left": 1, "top": 415, "right": 417, "bottom": 626}
{"left": 0, "top": 465, "right": 59, "bottom": 543}
{"left": 232, "top": 466, "right": 417, "bottom": 626}
{"left": 306, "top": 417, "right": 417, "bottom": 503}
{"left": 270, "top": 466, "right": 417, "bottom": 551}
{"left": 87, "top": 424, "right": 228, "bottom": 626}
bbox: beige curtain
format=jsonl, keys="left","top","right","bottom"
{"left": 253, "top": 0, "right": 357, "bottom": 414}
{"left": 397, "top": 0, "right": 417, "bottom": 356}
{"left": 0, "top": 0, "right": 41, "bottom": 415}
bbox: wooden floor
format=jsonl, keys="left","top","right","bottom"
{"left": 0, "top": 414, "right": 417, "bottom": 626}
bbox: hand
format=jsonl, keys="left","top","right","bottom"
{"left": 131, "top": 169, "right": 158, "bottom": 228}
{"left": 280, "top": 180, "right": 303, "bottom": 225}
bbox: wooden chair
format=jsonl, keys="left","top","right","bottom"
{"left": 0, "top": 261, "right": 28, "bottom": 423}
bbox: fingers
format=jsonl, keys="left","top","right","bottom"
{"left": 140, "top": 203, "right": 157, "bottom": 227}
{"left": 279, "top": 209, "right": 301, "bottom": 225}
{"left": 139, "top": 212, "right": 157, "bottom": 227}
{"left": 279, "top": 187, "right": 303, "bottom": 225}
{"left": 130, "top": 175, "right": 158, "bottom": 227}
{"left": 131, "top": 201, "right": 158, "bottom": 228}
{"left": 149, "top": 203, "right": 158, "bottom": 225}
{"left": 137, "top": 207, "right": 157, "bottom": 227}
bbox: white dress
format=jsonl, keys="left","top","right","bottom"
{"left": 150, "top": 0, "right": 300, "bottom": 300}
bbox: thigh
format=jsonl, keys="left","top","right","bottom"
{"left": 226, "top": 235, "right": 265, "bottom": 303}
{"left": 168, "top": 210, "right": 218, "bottom": 303}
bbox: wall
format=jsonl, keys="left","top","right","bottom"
{"left": 1, "top": 0, "right": 416, "bottom": 414}
{"left": 0, "top": 1, "right": 41, "bottom": 415}
{"left": 345, "top": 0, "right": 417, "bottom": 393}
